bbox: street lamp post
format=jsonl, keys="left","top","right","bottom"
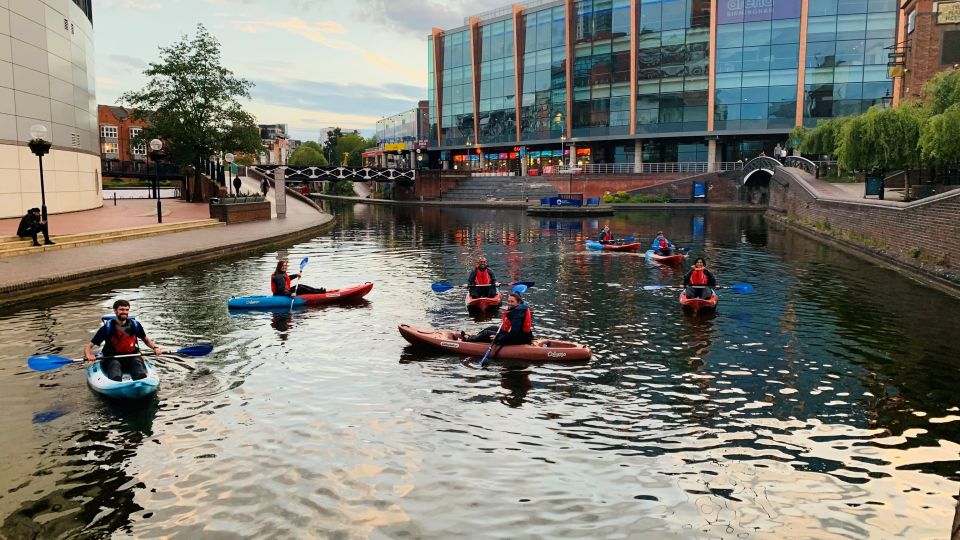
{"left": 225, "top": 153, "right": 235, "bottom": 195}
{"left": 560, "top": 132, "right": 569, "bottom": 194}
{"left": 27, "top": 125, "right": 52, "bottom": 226}
{"left": 149, "top": 139, "right": 164, "bottom": 223}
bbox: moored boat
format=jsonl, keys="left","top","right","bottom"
{"left": 465, "top": 291, "right": 502, "bottom": 311}
{"left": 227, "top": 282, "right": 374, "bottom": 309}
{"left": 87, "top": 358, "right": 159, "bottom": 399}
{"left": 398, "top": 324, "right": 592, "bottom": 362}
{"left": 679, "top": 291, "right": 718, "bottom": 313}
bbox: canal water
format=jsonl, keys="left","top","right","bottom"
{"left": 1, "top": 204, "right": 958, "bottom": 538}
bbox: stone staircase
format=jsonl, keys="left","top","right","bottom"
{"left": 0, "top": 219, "right": 224, "bottom": 259}
{"left": 441, "top": 175, "right": 560, "bottom": 202}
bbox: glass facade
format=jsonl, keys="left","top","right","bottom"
{"left": 519, "top": 7, "right": 567, "bottom": 141}
{"left": 478, "top": 19, "right": 516, "bottom": 144}
{"left": 714, "top": 1, "right": 801, "bottom": 131}
{"left": 440, "top": 30, "right": 474, "bottom": 146}
{"left": 636, "top": 0, "right": 710, "bottom": 134}
{"left": 803, "top": 0, "right": 897, "bottom": 127}
{"left": 426, "top": 1, "right": 901, "bottom": 162}
{"left": 428, "top": 36, "right": 438, "bottom": 147}
{"left": 573, "top": 0, "right": 631, "bottom": 137}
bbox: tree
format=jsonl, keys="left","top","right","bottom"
{"left": 787, "top": 126, "right": 809, "bottom": 151}
{"left": 288, "top": 145, "right": 328, "bottom": 166}
{"left": 920, "top": 106, "right": 960, "bottom": 164}
{"left": 121, "top": 24, "right": 262, "bottom": 200}
{"left": 322, "top": 128, "right": 344, "bottom": 161}
{"left": 923, "top": 69, "right": 960, "bottom": 115}
{"left": 837, "top": 104, "right": 927, "bottom": 172}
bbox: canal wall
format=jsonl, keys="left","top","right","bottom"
{"left": 768, "top": 167, "right": 960, "bottom": 294}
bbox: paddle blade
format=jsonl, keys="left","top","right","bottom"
{"left": 624, "top": 236, "right": 635, "bottom": 242}
{"left": 479, "top": 346, "right": 493, "bottom": 368}
{"left": 643, "top": 285, "right": 672, "bottom": 291}
{"left": 431, "top": 282, "right": 455, "bottom": 293}
{"left": 511, "top": 284, "right": 528, "bottom": 295}
{"left": 299, "top": 257, "right": 309, "bottom": 270}
{"left": 27, "top": 354, "right": 78, "bottom": 372}
{"left": 512, "top": 281, "right": 535, "bottom": 288}
{"left": 175, "top": 344, "right": 214, "bottom": 357}
{"left": 728, "top": 283, "right": 754, "bottom": 293}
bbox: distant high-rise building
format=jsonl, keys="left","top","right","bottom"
{"left": 259, "top": 124, "right": 288, "bottom": 140}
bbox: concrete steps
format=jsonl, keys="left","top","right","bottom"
{"left": 442, "top": 176, "right": 559, "bottom": 201}
{"left": 0, "top": 219, "right": 225, "bottom": 259}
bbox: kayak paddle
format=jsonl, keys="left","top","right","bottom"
{"left": 432, "top": 281, "right": 535, "bottom": 293}
{"left": 27, "top": 343, "right": 215, "bottom": 372}
{"left": 290, "top": 257, "right": 309, "bottom": 310}
{"left": 718, "top": 283, "right": 754, "bottom": 293}
{"left": 478, "top": 321, "right": 504, "bottom": 369}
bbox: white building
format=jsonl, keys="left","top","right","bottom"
{"left": 0, "top": 0, "right": 100, "bottom": 218}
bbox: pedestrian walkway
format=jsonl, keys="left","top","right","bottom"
{"left": 0, "top": 183, "right": 332, "bottom": 306}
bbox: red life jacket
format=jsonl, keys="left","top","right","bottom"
{"left": 474, "top": 267, "right": 492, "bottom": 285}
{"left": 601, "top": 230, "right": 612, "bottom": 241}
{"left": 271, "top": 272, "right": 291, "bottom": 294}
{"left": 106, "top": 318, "right": 140, "bottom": 354}
{"left": 690, "top": 269, "right": 708, "bottom": 286}
{"left": 502, "top": 304, "right": 532, "bottom": 333}
{"left": 659, "top": 239, "right": 669, "bottom": 249}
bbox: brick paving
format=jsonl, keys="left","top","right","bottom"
{"left": 0, "top": 177, "right": 332, "bottom": 306}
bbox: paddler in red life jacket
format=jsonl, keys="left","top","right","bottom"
{"left": 651, "top": 230, "right": 675, "bottom": 255}
{"left": 83, "top": 299, "right": 162, "bottom": 382}
{"left": 683, "top": 257, "right": 717, "bottom": 299}
{"left": 271, "top": 260, "right": 325, "bottom": 296}
{"left": 467, "top": 256, "right": 499, "bottom": 298}
{"left": 598, "top": 225, "right": 614, "bottom": 244}
{"left": 462, "top": 291, "right": 534, "bottom": 345}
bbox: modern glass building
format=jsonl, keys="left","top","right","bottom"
{"left": 427, "top": 0, "right": 900, "bottom": 171}
{"left": 0, "top": 0, "right": 100, "bottom": 218}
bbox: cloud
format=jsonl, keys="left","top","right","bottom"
{"left": 108, "top": 54, "right": 147, "bottom": 71}
{"left": 235, "top": 17, "right": 346, "bottom": 47}
{"left": 353, "top": 0, "right": 508, "bottom": 37}
{"left": 98, "top": 0, "right": 162, "bottom": 8}
{"left": 248, "top": 77, "right": 425, "bottom": 119}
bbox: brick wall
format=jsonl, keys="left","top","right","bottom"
{"left": 627, "top": 171, "right": 745, "bottom": 203}
{"left": 901, "top": 0, "right": 960, "bottom": 101}
{"left": 97, "top": 106, "right": 149, "bottom": 162}
{"left": 769, "top": 168, "right": 960, "bottom": 287}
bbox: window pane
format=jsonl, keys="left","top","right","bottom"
{"left": 743, "top": 21, "right": 772, "bottom": 47}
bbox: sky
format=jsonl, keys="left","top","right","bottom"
{"left": 93, "top": 0, "right": 506, "bottom": 141}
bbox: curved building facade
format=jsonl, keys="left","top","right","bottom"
{"left": 0, "top": 0, "right": 100, "bottom": 218}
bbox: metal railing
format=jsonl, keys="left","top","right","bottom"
{"left": 466, "top": 0, "right": 556, "bottom": 23}
{"left": 555, "top": 162, "right": 746, "bottom": 175}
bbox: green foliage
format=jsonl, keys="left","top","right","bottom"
{"left": 801, "top": 117, "right": 850, "bottom": 157}
{"left": 601, "top": 191, "right": 672, "bottom": 203}
{"left": 121, "top": 24, "right": 263, "bottom": 167}
{"left": 919, "top": 106, "right": 960, "bottom": 163}
{"left": 325, "top": 179, "right": 355, "bottom": 196}
{"left": 838, "top": 105, "right": 926, "bottom": 171}
{"left": 300, "top": 141, "right": 324, "bottom": 153}
{"left": 787, "top": 126, "right": 809, "bottom": 149}
{"left": 234, "top": 154, "right": 255, "bottom": 166}
{"left": 923, "top": 69, "right": 960, "bottom": 115}
{"left": 288, "top": 146, "right": 328, "bottom": 166}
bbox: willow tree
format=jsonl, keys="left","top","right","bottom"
{"left": 801, "top": 117, "right": 850, "bottom": 158}
{"left": 919, "top": 70, "right": 960, "bottom": 165}
{"left": 122, "top": 24, "right": 262, "bottom": 201}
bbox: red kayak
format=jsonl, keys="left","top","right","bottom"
{"left": 647, "top": 250, "right": 685, "bottom": 264}
{"left": 398, "top": 324, "right": 592, "bottom": 363}
{"left": 679, "top": 291, "right": 718, "bottom": 313}
{"left": 299, "top": 282, "right": 374, "bottom": 305}
{"left": 227, "top": 282, "right": 374, "bottom": 309}
{"left": 601, "top": 242, "right": 641, "bottom": 252}
{"left": 465, "top": 291, "right": 502, "bottom": 311}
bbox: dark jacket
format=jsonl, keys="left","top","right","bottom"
{"left": 496, "top": 302, "right": 533, "bottom": 345}
{"left": 17, "top": 212, "right": 42, "bottom": 237}
{"left": 271, "top": 271, "right": 299, "bottom": 296}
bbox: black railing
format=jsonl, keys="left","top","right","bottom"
{"left": 252, "top": 165, "right": 415, "bottom": 183}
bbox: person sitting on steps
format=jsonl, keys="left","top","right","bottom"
{"left": 17, "top": 207, "right": 54, "bottom": 246}
{"left": 271, "top": 260, "right": 325, "bottom": 296}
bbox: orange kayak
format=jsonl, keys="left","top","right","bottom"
{"left": 465, "top": 291, "right": 502, "bottom": 311}
{"left": 679, "top": 291, "right": 718, "bottom": 313}
{"left": 398, "top": 324, "right": 592, "bottom": 362}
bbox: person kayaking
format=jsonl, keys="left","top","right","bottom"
{"left": 467, "top": 256, "right": 498, "bottom": 298}
{"left": 683, "top": 257, "right": 717, "bottom": 299}
{"left": 271, "top": 260, "right": 325, "bottom": 296}
{"left": 463, "top": 291, "right": 534, "bottom": 345}
{"left": 651, "top": 231, "right": 675, "bottom": 255}
{"left": 84, "top": 299, "right": 162, "bottom": 381}
{"left": 598, "top": 225, "right": 614, "bottom": 244}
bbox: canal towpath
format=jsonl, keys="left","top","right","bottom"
{"left": 0, "top": 176, "right": 333, "bottom": 307}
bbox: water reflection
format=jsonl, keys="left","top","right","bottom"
{"left": 0, "top": 205, "right": 958, "bottom": 538}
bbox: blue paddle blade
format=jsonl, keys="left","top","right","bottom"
{"left": 431, "top": 283, "right": 455, "bottom": 293}
{"left": 642, "top": 285, "right": 672, "bottom": 291}
{"left": 175, "top": 344, "right": 214, "bottom": 357}
{"left": 299, "top": 257, "right": 309, "bottom": 270}
{"left": 728, "top": 283, "right": 754, "bottom": 293}
{"left": 586, "top": 241, "right": 603, "bottom": 250}
{"left": 33, "top": 409, "right": 68, "bottom": 424}
{"left": 512, "top": 281, "right": 535, "bottom": 288}
{"left": 27, "top": 354, "right": 77, "bottom": 372}
{"left": 624, "top": 236, "right": 635, "bottom": 242}
{"left": 511, "top": 284, "right": 528, "bottom": 295}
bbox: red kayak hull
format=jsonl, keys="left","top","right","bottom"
{"left": 679, "top": 292, "right": 718, "bottom": 312}
{"left": 299, "top": 282, "right": 374, "bottom": 305}
{"left": 652, "top": 253, "right": 685, "bottom": 264}
{"left": 601, "top": 242, "right": 641, "bottom": 252}
{"left": 465, "top": 292, "right": 502, "bottom": 311}
{"left": 398, "top": 324, "right": 592, "bottom": 362}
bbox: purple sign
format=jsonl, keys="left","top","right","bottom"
{"left": 718, "top": 0, "right": 801, "bottom": 24}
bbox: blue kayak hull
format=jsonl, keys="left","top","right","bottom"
{"left": 87, "top": 359, "right": 159, "bottom": 399}
{"left": 227, "top": 295, "right": 305, "bottom": 309}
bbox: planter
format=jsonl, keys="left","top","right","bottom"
{"left": 209, "top": 199, "right": 271, "bottom": 224}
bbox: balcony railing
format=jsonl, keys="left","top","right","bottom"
{"left": 555, "top": 162, "right": 746, "bottom": 175}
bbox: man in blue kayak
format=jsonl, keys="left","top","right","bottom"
{"left": 651, "top": 231, "right": 675, "bottom": 255}
{"left": 84, "top": 299, "right": 162, "bottom": 381}
{"left": 467, "top": 256, "right": 498, "bottom": 298}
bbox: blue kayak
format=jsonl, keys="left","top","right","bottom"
{"left": 227, "top": 282, "right": 374, "bottom": 310}
{"left": 87, "top": 358, "right": 159, "bottom": 399}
